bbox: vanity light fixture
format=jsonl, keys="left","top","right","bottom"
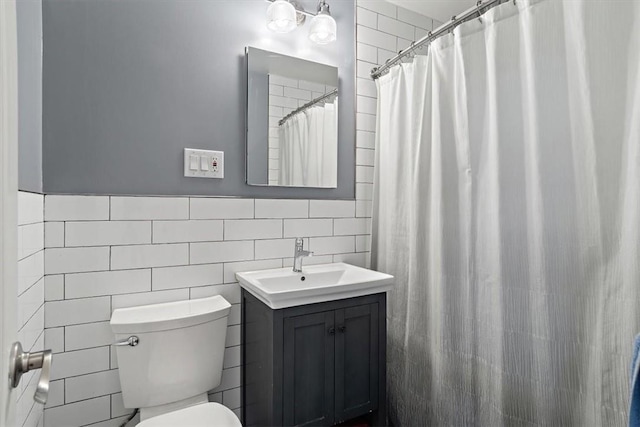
{"left": 265, "top": 0, "right": 337, "bottom": 44}
{"left": 266, "top": 0, "right": 298, "bottom": 33}
{"left": 308, "top": 1, "right": 337, "bottom": 44}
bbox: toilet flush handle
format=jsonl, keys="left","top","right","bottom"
{"left": 113, "top": 336, "right": 139, "bottom": 347}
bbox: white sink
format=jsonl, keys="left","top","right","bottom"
{"left": 236, "top": 262, "right": 394, "bottom": 309}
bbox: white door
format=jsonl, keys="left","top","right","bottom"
{"left": 0, "top": 0, "right": 20, "bottom": 424}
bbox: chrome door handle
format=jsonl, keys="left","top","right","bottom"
{"left": 113, "top": 336, "right": 139, "bottom": 347}
{"left": 9, "top": 342, "right": 53, "bottom": 404}
{"left": 33, "top": 350, "right": 52, "bottom": 404}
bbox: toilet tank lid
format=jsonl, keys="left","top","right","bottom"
{"left": 110, "top": 295, "right": 231, "bottom": 334}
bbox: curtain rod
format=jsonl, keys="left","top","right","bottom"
{"left": 371, "top": 0, "right": 510, "bottom": 80}
{"left": 279, "top": 88, "right": 338, "bottom": 126}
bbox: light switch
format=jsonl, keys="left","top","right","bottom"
{"left": 189, "top": 155, "right": 199, "bottom": 171}
{"left": 200, "top": 156, "right": 209, "bottom": 171}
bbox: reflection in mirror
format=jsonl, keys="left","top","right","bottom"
{"left": 270, "top": 77, "right": 337, "bottom": 187}
{"left": 246, "top": 47, "right": 339, "bottom": 188}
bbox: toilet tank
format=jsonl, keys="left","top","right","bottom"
{"left": 110, "top": 296, "right": 231, "bottom": 409}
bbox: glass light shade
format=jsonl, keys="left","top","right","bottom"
{"left": 309, "top": 13, "right": 337, "bottom": 44}
{"left": 267, "top": 1, "right": 297, "bottom": 33}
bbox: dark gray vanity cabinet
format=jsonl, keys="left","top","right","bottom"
{"left": 283, "top": 311, "right": 335, "bottom": 426}
{"left": 242, "top": 291, "right": 387, "bottom": 427}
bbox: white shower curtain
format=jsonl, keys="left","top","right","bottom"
{"left": 279, "top": 101, "right": 337, "bottom": 187}
{"left": 279, "top": 112, "right": 308, "bottom": 186}
{"left": 372, "top": 0, "right": 640, "bottom": 425}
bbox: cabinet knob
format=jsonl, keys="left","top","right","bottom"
{"left": 328, "top": 327, "right": 335, "bottom": 335}
{"left": 338, "top": 326, "right": 346, "bottom": 333}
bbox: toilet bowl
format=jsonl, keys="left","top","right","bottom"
{"left": 110, "top": 295, "right": 242, "bottom": 426}
{"left": 137, "top": 402, "right": 240, "bottom": 427}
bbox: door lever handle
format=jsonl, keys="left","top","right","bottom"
{"left": 33, "top": 350, "right": 52, "bottom": 404}
{"left": 9, "top": 342, "right": 53, "bottom": 404}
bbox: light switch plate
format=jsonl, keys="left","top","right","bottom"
{"left": 184, "top": 148, "right": 224, "bottom": 179}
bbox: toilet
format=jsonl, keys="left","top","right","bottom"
{"left": 109, "top": 295, "right": 242, "bottom": 426}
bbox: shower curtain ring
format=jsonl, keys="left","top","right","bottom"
{"left": 476, "top": 1, "right": 483, "bottom": 23}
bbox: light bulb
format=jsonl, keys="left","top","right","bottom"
{"left": 267, "top": 0, "right": 297, "bottom": 33}
{"left": 309, "top": 2, "right": 337, "bottom": 44}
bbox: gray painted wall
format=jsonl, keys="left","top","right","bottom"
{"left": 42, "top": 0, "right": 355, "bottom": 198}
{"left": 17, "top": 0, "right": 43, "bottom": 194}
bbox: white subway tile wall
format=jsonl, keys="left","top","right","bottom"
{"left": 17, "top": 191, "right": 45, "bottom": 427}
{"left": 39, "top": 2, "right": 439, "bottom": 425}
{"left": 41, "top": 195, "right": 368, "bottom": 427}
{"left": 355, "top": 1, "right": 441, "bottom": 205}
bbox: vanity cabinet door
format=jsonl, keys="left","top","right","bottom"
{"left": 283, "top": 311, "right": 336, "bottom": 427}
{"left": 334, "top": 303, "right": 380, "bottom": 423}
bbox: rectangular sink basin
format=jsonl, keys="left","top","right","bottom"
{"left": 236, "top": 262, "right": 394, "bottom": 309}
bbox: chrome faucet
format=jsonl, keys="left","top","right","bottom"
{"left": 293, "top": 237, "right": 313, "bottom": 273}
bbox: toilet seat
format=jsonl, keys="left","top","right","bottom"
{"left": 138, "top": 402, "right": 242, "bottom": 427}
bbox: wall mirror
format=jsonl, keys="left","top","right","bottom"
{"left": 246, "top": 47, "right": 339, "bottom": 188}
